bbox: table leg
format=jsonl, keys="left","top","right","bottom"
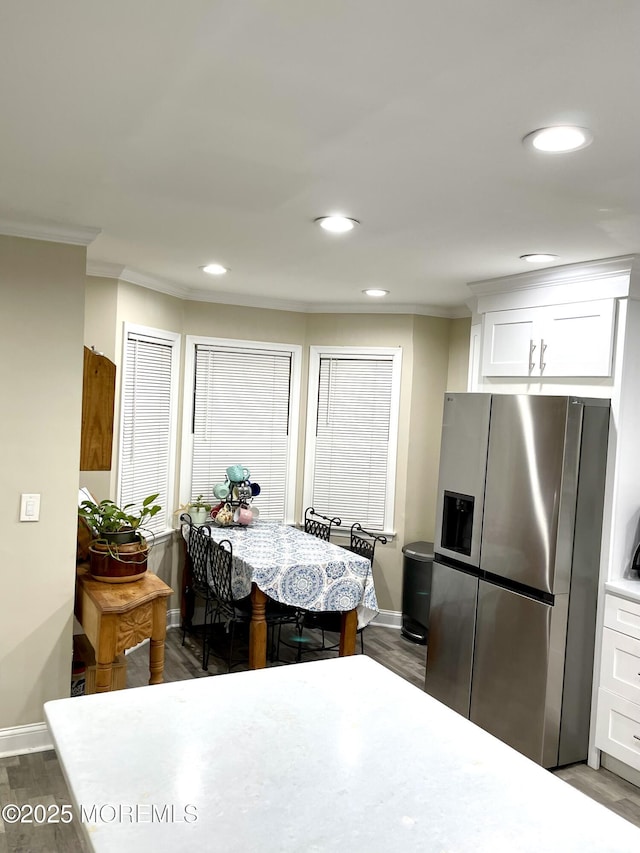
{"left": 95, "top": 660, "right": 114, "bottom": 693}
{"left": 149, "top": 599, "right": 168, "bottom": 685}
{"left": 95, "top": 616, "right": 116, "bottom": 693}
{"left": 249, "top": 584, "right": 267, "bottom": 670}
{"left": 339, "top": 609, "right": 358, "bottom": 656}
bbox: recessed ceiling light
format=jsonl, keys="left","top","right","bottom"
{"left": 201, "top": 263, "right": 228, "bottom": 275}
{"left": 315, "top": 216, "right": 359, "bottom": 233}
{"left": 363, "top": 289, "right": 389, "bottom": 298}
{"left": 523, "top": 126, "right": 593, "bottom": 153}
{"left": 520, "top": 254, "right": 559, "bottom": 263}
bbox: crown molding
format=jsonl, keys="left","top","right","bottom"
{"left": 304, "top": 301, "right": 469, "bottom": 318}
{"left": 188, "top": 290, "right": 466, "bottom": 317}
{"left": 0, "top": 218, "right": 101, "bottom": 246}
{"left": 183, "top": 286, "right": 308, "bottom": 312}
{"left": 86, "top": 260, "right": 126, "bottom": 279}
{"left": 86, "top": 259, "right": 468, "bottom": 318}
{"left": 87, "top": 263, "right": 190, "bottom": 299}
{"left": 449, "top": 304, "right": 473, "bottom": 319}
{"left": 118, "top": 268, "right": 190, "bottom": 299}
{"left": 468, "top": 254, "right": 638, "bottom": 296}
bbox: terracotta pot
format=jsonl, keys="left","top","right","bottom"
{"left": 88, "top": 538, "right": 148, "bottom": 583}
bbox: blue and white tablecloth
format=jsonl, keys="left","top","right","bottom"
{"left": 206, "top": 521, "right": 379, "bottom": 628}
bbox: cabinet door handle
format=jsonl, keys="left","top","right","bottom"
{"left": 529, "top": 340, "right": 537, "bottom": 372}
{"left": 539, "top": 338, "right": 547, "bottom": 372}
{"left": 634, "top": 735, "right": 640, "bottom": 742}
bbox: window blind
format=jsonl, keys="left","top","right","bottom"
{"left": 191, "top": 345, "right": 292, "bottom": 521}
{"left": 120, "top": 332, "right": 175, "bottom": 535}
{"left": 311, "top": 356, "right": 394, "bottom": 530}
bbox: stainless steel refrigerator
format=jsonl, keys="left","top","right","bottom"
{"left": 425, "top": 393, "right": 609, "bottom": 768}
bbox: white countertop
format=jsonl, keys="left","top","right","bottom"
{"left": 605, "top": 578, "right": 640, "bottom": 603}
{"left": 45, "top": 656, "right": 640, "bottom": 853}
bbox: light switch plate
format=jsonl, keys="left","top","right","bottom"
{"left": 20, "top": 493, "right": 40, "bottom": 522}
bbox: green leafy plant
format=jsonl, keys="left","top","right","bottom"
{"left": 78, "top": 494, "right": 162, "bottom": 537}
{"left": 189, "top": 494, "right": 212, "bottom": 511}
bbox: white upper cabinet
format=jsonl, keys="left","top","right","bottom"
{"left": 543, "top": 300, "right": 615, "bottom": 377}
{"left": 481, "top": 309, "right": 537, "bottom": 376}
{"left": 481, "top": 299, "right": 616, "bottom": 378}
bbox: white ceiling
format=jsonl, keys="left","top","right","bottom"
{"left": 1, "top": 1, "right": 638, "bottom": 315}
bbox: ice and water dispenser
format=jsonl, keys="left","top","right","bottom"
{"left": 440, "top": 491, "right": 475, "bottom": 556}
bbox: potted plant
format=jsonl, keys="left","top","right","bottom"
{"left": 78, "top": 494, "right": 161, "bottom": 583}
{"left": 188, "top": 495, "right": 212, "bottom": 526}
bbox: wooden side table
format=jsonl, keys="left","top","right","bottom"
{"left": 75, "top": 565, "right": 173, "bottom": 693}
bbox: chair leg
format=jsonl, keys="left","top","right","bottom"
{"left": 202, "top": 603, "right": 212, "bottom": 672}
{"left": 296, "top": 618, "right": 306, "bottom": 663}
{"left": 203, "top": 599, "right": 220, "bottom": 672}
{"left": 227, "top": 620, "right": 236, "bottom": 673}
{"left": 360, "top": 629, "right": 365, "bottom": 655}
{"left": 275, "top": 621, "right": 283, "bottom": 662}
{"left": 268, "top": 624, "right": 277, "bottom": 663}
{"left": 202, "top": 625, "right": 208, "bottom": 672}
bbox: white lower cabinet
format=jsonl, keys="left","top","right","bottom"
{"left": 596, "top": 595, "right": 640, "bottom": 771}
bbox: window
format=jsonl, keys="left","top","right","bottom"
{"left": 182, "top": 337, "right": 301, "bottom": 523}
{"left": 303, "top": 346, "right": 402, "bottom": 533}
{"left": 118, "top": 325, "right": 181, "bottom": 535}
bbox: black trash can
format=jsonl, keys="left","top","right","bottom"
{"left": 401, "top": 541, "right": 434, "bottom": 644}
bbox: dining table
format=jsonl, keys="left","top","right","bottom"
{"left": 181, "top": 520, "right": 379, "bottom": 668}
{"left": 44, "top": 655, "right": 640, "bottom": 853}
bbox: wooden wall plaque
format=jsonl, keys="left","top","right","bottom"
{"left": 80, "top": 347, "right": 116, "bottom": 471}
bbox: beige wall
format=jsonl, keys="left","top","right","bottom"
{"left": 405, "top": 316, "right": 452, "bottom": 548}
{"left": 81, "top": 278, "right": 188, "bottom": 603}
{"left": 114, "top": 283, "right": 186, "bottom": 601}
{"left": 447, "top": 317, "right": 471, "bottom": 391}
{"left": 82, "top": 286, "right": 462, "bottom": 619}
{"left": 183, "top": 300, "right": 306, "bottom": 344}
{"left": 82, "top": 277, "right": 119, "bottom": 499}
{"left": 304, "top": 313, "right": 418, "bottom": 610}
{"left": 0, "top": 236, "right": 86, "bottom": 729}
{"left": 84, "top": 276, "right": 118, "bottom": 361}
{"left": 116, "top": 282, "right": 185, "bottom": 340}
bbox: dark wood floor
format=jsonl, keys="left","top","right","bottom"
{"left": 2, "top": 625, "right": 640, "bottom": 852}
{"left": 125, "top": 619, "right": 429, "bottom": 689}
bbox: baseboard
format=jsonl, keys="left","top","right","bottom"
{"left": 0, "top": 723, "right": 52, "bottom": 758}
{"left": 167, "top": 608, "right": 181, "bottom": 629}
{"left": 601, "top": 752, "right": 640, "bottom": 789}
{"left": 369, "top": 609, "right": 402, "bottom": 629}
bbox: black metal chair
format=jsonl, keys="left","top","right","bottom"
{"left": 179, "top": 519, "right": 254, "bottom": 672}
{"left": 206, "top": 536, "right": 302, "bottom": 671}
{"left": 204, "top": 534, "right": 251, "bottom": 671}
{"left": 302, "top": 522, "right": 387, "bottom": 655}
{"left": 280, "top": 507, "right": 343, "bottom": 660}
{"left": 349, "top": 522, "right": 388, "bottom": 565}
{"left": 179, "top": 514, "right": 220, "bottom": 671}
{"left": 304, "top": 506, "right": 342, "bottom": 541}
